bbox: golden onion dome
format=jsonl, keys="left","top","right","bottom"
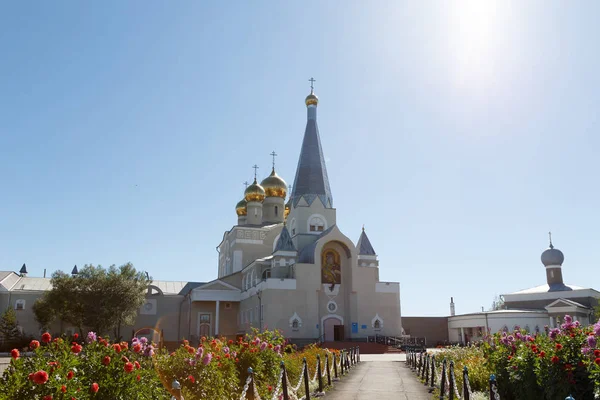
{"left": 284, "top": 201, "right": 291, "bottom": 219}
{"left": 260, "top": 168, "right": 287, "bottom": 198}
{"left": 235, "top": 198, "right": 247, "bottom": 216}
{"left": 244, "top": 179, "right": 265, "bottom": 202}
{"left": 305, "top": 91, "right": 318, "bottom": 107}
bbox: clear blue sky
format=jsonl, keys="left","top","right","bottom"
{"left": 1, "top": 2, "right": 599, "bottom": 316}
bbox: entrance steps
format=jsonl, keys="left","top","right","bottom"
{"left": 320, "top": 341, "right": 388, "bottom": 354}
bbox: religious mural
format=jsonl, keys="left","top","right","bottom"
{"left": 321, "top": 249, "right": 341, "bottom": 286}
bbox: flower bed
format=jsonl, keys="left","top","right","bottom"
{"left": 1, "top": 329, "right": 341, "bottom": 400}
{"left": 432, "top": 316, "right": 600, "bottom": 400}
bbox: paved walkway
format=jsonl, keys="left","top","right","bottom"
{"left": 324, "top": 354, "right": 431, "bottom": 400}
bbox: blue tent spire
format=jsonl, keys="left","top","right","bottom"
{"left": 290, "top": 83, "right": 333, "bottom": 208}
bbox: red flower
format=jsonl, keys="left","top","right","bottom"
{"left": 43, "top": 396, "right": 52, "bottom": 400}
{"left": 99, "top": 339, "right": 108, "bottom": 347}
{"left": 235, "top": 358, "right": 239, "bottom": 363}
{"left": 136, "top": 375, "right": 141, "bottom": 381}
{"left": 102, "top": 356, "right": 111, "bottom": 366}
{"left": 551, "top": 356, "right": 560, "bottom": 364}
{"left": 32, "top": 370, "right": 49, "bottom": 384}
{"left": 556, "top": 343, "right": 563, "bottom": 350}
{"left": 564, "top": 364, "right": 573, "bottom": 370}
{"left": 112, "top": 344, "right": 122, "bottom": 353}
{"left": 595, "top": 358, "right": 600, "bottom": 366}
{"left": 507, "top": 355, "right": 512, "bottom": 360}
{"left": 539, "top": 351, "right": 546, "bottom": 358}
{"left": 67, "top": 370, "right": 74, "bottom": 380}
{"left": 595, "top": 349, "right": 600, "bottom": 357}
{"left": 134, "top": 361, "right": 141, "bottom": 369}
{"left": 10, "top": 349, "right": 19, "bottom": 360}
{"left": 228, "top": 340, "right": 233, "bottom": 345}
{"left": 133, "top": 343, "right": 142, "bottom": 353}
{"left": 41, "top": 332, "right": 52, "bottom": 343}
{"left": 268, "top": 385, "right": 273, "bottom": 392}
{"left": 71, "top": 344, "right": 82, "bottom": 354}
{"left": 28, "top": 373, "right": 34, "bottom": 381}
{"left": 183, "top": 339, "right": 189, "bottom": 346}
{"left": 218, "top": 362, "right": 222, "bottom": 367}
{"left": 73, "top": 333, "right": 79, "bottom": 340}
{"left": 60, "top": 385, "right": 67, "bottom": 393}
{"left": 124, "top": 362, "right": 134, "bottom": 373}
{"left": 188, "top": 375, "right": 195, "bottom": 383}
{"left": 30, "top": 340, "right": 40, "bottom": 350}
{"left": 90, "top": 382, "right": 99, "bottom": 393}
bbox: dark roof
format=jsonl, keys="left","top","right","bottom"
{"left": 274, "top": 226, "right": 296, "bottom": 252}
{"left": 290, "top": 110, "right": 333, "bottom": 208}
{"left": 298, "top": 225, "right": 336, "bottom": 263}
{"left": 179, "top": 282, "right": 206, "bottom": 296}
{"left": 357, "top": 230, "right": 376, "bottom": 255}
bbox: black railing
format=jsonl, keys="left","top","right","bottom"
{"left": 405, "top": 349, "right": 578, "bottom": 400}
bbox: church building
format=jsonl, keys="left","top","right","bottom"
{"left": 185, "top": 85, "right": 403, "bottom": 343}
{"left": 0, "top": 85, "right": 403, "bottom": 346}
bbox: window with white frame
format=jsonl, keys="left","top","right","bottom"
{"left": 14, "top": 299, "right": 25, "bottom": 311}
{"left": 309, "top": 216, "right": 325, "bottom": 232}
{"left": 292, "top": 319, "right": 300, "bottom": 331}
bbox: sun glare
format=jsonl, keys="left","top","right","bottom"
{"left": 449, "top": 0, "right": 502, "bottom": 89}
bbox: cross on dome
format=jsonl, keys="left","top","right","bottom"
{"left": 270, "top": 151, "right": 278, "bottom": 169}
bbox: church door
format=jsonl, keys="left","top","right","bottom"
{"left": 198, "top": 313, "right": 211, "bottom": 338}
{"left": 323, "top": 317, "right": 343, "bottom": 342}
{"left": 334, "top": 325, "right": 345, "bottom": 341}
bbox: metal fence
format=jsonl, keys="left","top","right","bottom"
{"left": 405, "top": 348, "right": 577, "bottom": 400}
{"left": 168, "top": 346, "right": 361, "bottom": 400}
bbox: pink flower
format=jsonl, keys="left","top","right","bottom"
{"left": 202, "top": 353, "right": 213, "bottom": 365}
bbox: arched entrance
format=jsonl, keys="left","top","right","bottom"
{"left": 321, "top": 315, "right": 344, "bottom": 342}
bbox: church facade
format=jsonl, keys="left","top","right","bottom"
{"left": 0, "top": 86, "right": 402, "bottom": 345}
{"left": 187, "top": 87, "right": 402, "bottom": 343}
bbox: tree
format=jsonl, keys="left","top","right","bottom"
{"left": 490, "top": 295, "right": 505, "bottom": 311}
{"left": 34, "top": 263, "right": 150, "bottom": 339}
{"left": 0, "top": 307, "right": 21, "bottom": 345}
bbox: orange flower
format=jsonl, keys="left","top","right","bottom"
{"left": 555, "top": 343, "right": 563, "bottom": 350}
{"left": 133, "top": 343, "right": 142, "bottom": 353}
{"left": 112, "top": 344, "right": 122, "bottom": 353}
{"left": 61, "top": 385, "right": 67, "bottom": 393}
{"left": 10, "top": 349, "right": 19, "bottom": 360}
{"left": 188, "top": 375, "right": 196, "bottom": 383}
{"left": 30, "top": 340, "right": 40, "bottom": 350}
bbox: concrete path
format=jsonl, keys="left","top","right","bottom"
{"left": 324, "top": 354, "right": 431, "bottom": 400}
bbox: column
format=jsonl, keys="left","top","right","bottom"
{"left": 215, "top": 300, "right": 220, "bottom": 336}
{"left": 460, "top": 327, "right": 465, "bottom": 344}
{"left": 549, "top": 316, "right": 553, "bottom": 329}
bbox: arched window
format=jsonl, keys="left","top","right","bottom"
{"left": 14, "top": 299, "right": 25, "bottom": 311}
{"left": 274, "top": 206, "right": 278, "bottom": 216}
{"left": 535, "top": 326, "right": 540, "bottom": 334}
{"left": 292, "top": 319, "right": 299, "bottom": 330}
{"left": 524, "top": 325, "right": 530, "bottom": 333}
{"left": 374, "top": 320, "right": 381, "bottom": 330}
{"left": 309, "top": 216, "right": 325, "bottom": 232}
{"left": 262, "top": 269, "right": 271, "bottom": 280}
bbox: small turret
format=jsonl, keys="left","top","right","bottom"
{"left": 357, "top": 227, "right": 378, "bottom": 268}
{"left": 19, "top": 263, "right": 28, "bottom": 277}
{"left": 272, "top": 225, "right": 297, "bottom": 279}
{"left": 450, "top": 297, "right": 455, "bottom": 316}
{"left": 245, "top": 165, "right": 265, "bottom": 225}
{"left": 71, "top": 265, "right": 79, "bottom": 275}
{"left": 541, "top": 232, "right": 571, "bottom": 292}
{"left": 261, "top": 152, "right": 287, "bottom": 223}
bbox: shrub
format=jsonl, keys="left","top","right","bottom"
{"left": 0, "top": 332, "right": 169, "bottom": 400}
